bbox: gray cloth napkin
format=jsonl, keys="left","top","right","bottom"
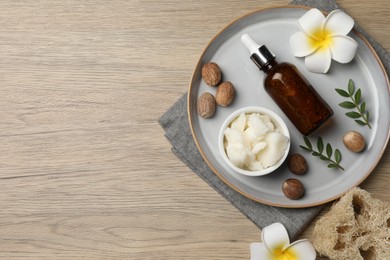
{"left": 159, "top": 0, "right": 390, "bottom": 240}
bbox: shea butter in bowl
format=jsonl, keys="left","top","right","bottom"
{"left": 219, "top": 106, "right": 290, "bottom": 176}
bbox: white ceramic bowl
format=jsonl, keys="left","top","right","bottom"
{"left": 219, "top": 106, "right": 291, "bottom": 176}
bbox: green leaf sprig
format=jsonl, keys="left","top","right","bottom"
{"left": 335, "top": 79, "right": 371, "bottom": 129}
{"left": 300, "top": 136, "right": 344, "bottom": 171}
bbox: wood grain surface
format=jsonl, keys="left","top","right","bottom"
{"left": 0, "top": 0, "right": 388, "bottom": 259}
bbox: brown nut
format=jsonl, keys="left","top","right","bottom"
{"left": 216, "top": 81, "right": 235, "bottom": 106}
{"left": 343, "top": 131, "right": 365, "bottom": 153}
{"left": 288, "top": 154, "right": 308, "bottom": 175}
{"left": 282, "top": 178, "right": 304, "bottom": 200}
{"left": 197, "top": 92, "right": 216, "bottom": 118}
{"left": 201, "top": 62, "right": 222, "bottom": 86}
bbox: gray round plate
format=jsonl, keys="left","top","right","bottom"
{"left": 188, "top": 6, "right": 390, "bottom": 208}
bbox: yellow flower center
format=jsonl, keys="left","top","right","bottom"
{"left": 271, "top": 246, "right": 298, "bottom": 260}
{"left": 308, "top": 28, "right": 333, "bottom": 51}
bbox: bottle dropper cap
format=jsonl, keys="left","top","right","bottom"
{"left": 241, "top": 34, "right": 275, "bottom": 69}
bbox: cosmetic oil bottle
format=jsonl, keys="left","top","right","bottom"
{"left": 241, "top": 34, "right": 333, "bottom": 135}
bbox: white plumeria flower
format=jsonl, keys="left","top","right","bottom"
{"left": 250, "top": 223, "right": 316, "bottom": 260}
{"left": 289, "top": 8, "right": 358, "bottom": 74}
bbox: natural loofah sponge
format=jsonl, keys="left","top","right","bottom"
{"left": 313, "top": 187, "right": 390, "bottom": 260}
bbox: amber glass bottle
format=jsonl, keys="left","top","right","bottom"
{"left": 242, "top": 34, "right": 333, "bottom": 135}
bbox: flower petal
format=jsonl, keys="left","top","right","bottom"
{"left": 289, "top": 31, "right": 320, "bottom": 57}
{"left": 330, "top": 35, "right": 358, "bottom": 63}
{"left": 261, "top": 223, "right": 290, "bottom": 253}
{"left": 283, "top": 239, "right": 317, "bottom": 260}
{"left": 323, "top": 10, "right": 354, "bottom": 36}
{"left": 250, "top": 243, "right": 272, "bottom": 260}
{"left": 298, "top": 8, "right": 325, "bottom": 40}
{"left": 304, "top": 46, "right": 332, "bottom": 73}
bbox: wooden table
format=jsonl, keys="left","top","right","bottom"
{"left": 0, "top": 0, "right": 388, "bottom": 259}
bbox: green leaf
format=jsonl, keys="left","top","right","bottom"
{"left": 360, "top": 102, "right": 366, "bottom": 113}
{"left": 326, "top": 143, "right": 333, "bottom": 158}
{"left": 312, "top": 151, "right": 321, "bottom": 157}
{"left": 320, "top": 155, "right": 328, "bottom": 161}
{"left": 317, "top": 137, "right": 324, "bottom": 154}
{"left": 335, "top": 149, "right": 342, "bottom": 164}
{"left": 355, "top": 119, "right": 367, "bottom": 126}
{"left": 339, "top": 101, "right": 356, "bottom": 109}
{"left": 299, "top": 145, "right": 312, "bottom": 152}
{"left": 346, "top": 111, "right": 361, "bottom": 119}
{"left": 301, "top": 137, "right": 344, "bottom": 171}
{"left": 348, "top": 79, "right": 355, "bottom": 95}
{"left": 355, "top": 89, "right": 361, "bottom": 104}
{"left": 303, "top": 136, "right": 312, "bottom": 150}
{"left": 335, "top": 88, "right": 350, "bottom": 97}
{"left": 337, "top": 79, "right": 372, "bottom": 130}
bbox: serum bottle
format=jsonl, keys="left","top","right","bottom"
{"left": 241, "top": 34, "right": 333, "bottom": 135}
